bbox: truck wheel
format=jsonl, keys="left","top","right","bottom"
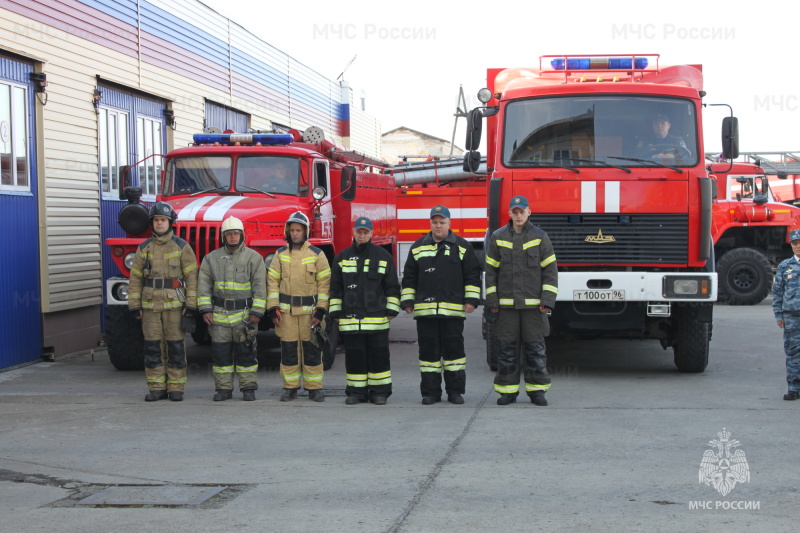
{"left": 716, "top": 248, "right": 773, "bottom": 305}
{"left": 322, "top": 319, "right": 339, "bottom": 370}
{"left": 104, "top": 305, "right": 144, "bottom": 371}
{"left": 672, "top": 305, "right": 710, "bottom": 373}
{"left": 191, "top": 317, "right": 212, "bottom": 345}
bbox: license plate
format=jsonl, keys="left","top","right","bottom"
{"left": 573, "top": 289, "right": 625, "bottom": 301}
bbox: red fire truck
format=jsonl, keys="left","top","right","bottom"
{"left": 710, "top": 161, "right": 800, "bottom": 305}
{"left": 104, "top": 127, "right": 396, "bottom": 370}
{"left": 464, "top": 54, "right": 734, "bottom": 373}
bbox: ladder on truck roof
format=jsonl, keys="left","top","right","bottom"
{"left": 738, "top": 151, "right": 800, "bottom": 175}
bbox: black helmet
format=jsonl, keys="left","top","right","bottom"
{"left": 148, "top": 202, "right": 178, "bottom": 223}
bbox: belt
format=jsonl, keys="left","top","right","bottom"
{"left": 144, "top": 277, "right": 184, "bottom": 289}
{"left": 213, "top": 297, "right": 253, "bottom": 310}
{"left": 279, "top": 294, "right": 317, "bottom": 307}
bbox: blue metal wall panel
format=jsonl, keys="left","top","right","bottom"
{"left": 98, "top": 84, "right": 132, "bottom": 111}
{"left": 0, "top": 56, "right": 41, "bottom": 368}
{"left": 78, "top": 0, "right": 139, "bottom": 27}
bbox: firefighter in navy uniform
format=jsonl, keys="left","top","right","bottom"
{"left": 267, "top": 211, "right": 331, "bottom": 402}
{"left": 330, "top": 217, "right": 401, "bottom": 405}
{"left": 772, "top": 228, "right": 800, "bottom": 401}
{"left": 401, "top": 205, "right": 482, "bottom": 405}
{"left": 485, "top": 196, "right": 558, "bottom": 406}
{"left": 198, "top": 216, "right": 267, "bottom": 401}
{"left": 128, "top": 202, "right": 198, "bottom": 402}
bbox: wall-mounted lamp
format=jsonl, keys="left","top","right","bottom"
{"left": 29, "top": 72, "right": 48, "bottom": 105}
{"left": 163, "top": 109, "right": 176, "bottom": 130}
{"left": 92, "top": 87, "right": 102, "bottom": 110}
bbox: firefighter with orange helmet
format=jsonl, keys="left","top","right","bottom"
{"left": 267, "top": 211, "right": 331, "bottom": 402}
{"left": 128, "top": 201, "right": 198, "bottom": 402}
{"left": 198, "top": 216, "right": 267, "bottom": 401}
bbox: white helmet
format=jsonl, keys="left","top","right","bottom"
{"left": 221, "top": 216, "right": 245, "bottom": 243}
{"left": 284, "top": 211, "right": 310, "bottom": 241}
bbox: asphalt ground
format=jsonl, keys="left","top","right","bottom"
{"left": 0, "top": 299, "right": 797, "bottom": 532}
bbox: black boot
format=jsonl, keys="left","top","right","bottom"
{"left": 168, "top": 391, "right": 184, "bottom": 402}
{"left": 308, "top": 390, "right": 325, "bottom": 402}
{"left": 497, "top": 394, "right": 517, "bottom": 406}
{"left": 280, "top": 388, "right": 298, "bottom": 402}
{"left": 242, "top": 390, "right": 256, "bottom": 401}
{"left": 213, "top": 390, "right": 233, "bottom": 402}
{"left": 530, "top": 391, "right": 548, "bottom": 406}
{"left": 145, "top": 390, "right": 167, "bottom": 402}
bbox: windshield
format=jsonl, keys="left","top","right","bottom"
{"left": 163, "top": 156, "right": 232, "bottom": 196}
{"left": 503, "top": 96, "right": 699, "bottom": 168}
{"left": 235, "top": 156, "right": 302, "bottom": 196}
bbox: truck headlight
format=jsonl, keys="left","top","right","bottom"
{"left": 113, "top": 282, "right": 129, "bottom": 301}
{"left": 124, "top": 252, "right": 136, "bottom": 269}
{"left": 663, "top": 276, "right": 711, "bottom": 298}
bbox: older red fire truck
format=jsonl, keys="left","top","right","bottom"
{"left": 104, "top": 127, "right": 395, "bottom": 370}
{"left": 465, "top": 54, "right": 735, "bottom": 372}
{"left": 710, "top": 161, "right": 800, "bottom": 305}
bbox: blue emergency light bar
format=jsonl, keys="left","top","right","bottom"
{"left": 193, "top": 133, "right": 294, "bottom": 145}
{"left": 550, "top": 57, "right": 649, "bottom": 71}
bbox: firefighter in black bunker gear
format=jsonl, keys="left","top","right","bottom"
{"left": 330, "top": 217, "right": 401, "bottom": 405}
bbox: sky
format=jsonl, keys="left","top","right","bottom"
{"left": 202, "top": 0, "right": 798, "bottom": 156}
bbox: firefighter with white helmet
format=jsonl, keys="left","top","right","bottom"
{"left": 129, "top": 201, "right": 199, "bottom": 402}
{"left": 198, "top": 216, "right": 267, "bottom": 401}
{"left": 267, "top": 211, "right": 331, "bottom": 402}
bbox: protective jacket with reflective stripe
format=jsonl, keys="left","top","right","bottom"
{"left": 329, "top": 240, "right": 401, "bottom": 332}
{"left": 400, "top": 230, "right": 481, "bottom": 318}
{"left": 128, "top": 230, "right": 198, "bottom": 312}
{"left": 198, "top": 244, "right": 267, "bottom": 321}
{"left": 485, "top": 219, "right": 558, "bottom": 310}
{"left": 266, "top": 241, "right": 331, "bottom": 314}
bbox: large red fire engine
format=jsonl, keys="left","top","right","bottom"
{"left": 104, "top": 127, "right": 396, "bottom": 370}
{"left": 464, "top": 54, "right": 734, "bottom": 373}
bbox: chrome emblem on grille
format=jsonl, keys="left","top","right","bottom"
{"left": 585, "top": 229, "right": 616, "bottom": 243}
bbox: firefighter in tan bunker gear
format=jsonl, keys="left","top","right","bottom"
{"left": 267, "top": 211, "right": 331, "bottom": 402}
{"left": 128, "top": 202, "right": 199, "bottom": 402}
{"left": 198, "top": 216, "right": 267, "bottom": 401}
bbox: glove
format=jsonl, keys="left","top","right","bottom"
{"left": 249, "top": 314, "right": 261, "bottom": 324}
{"left": 181, "top": 314, "right": 197, "bottom": 334}
{"left": 312, "top": 307, "right": 326, "bottom": 321}
{"left": 130, "top": 308, "right": 142, "bottom": 320}
{"left": 183, "top": 307, "right": 197, "bottom": 318}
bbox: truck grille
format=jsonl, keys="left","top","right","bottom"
{"left": 529, "top": 213, "right": 688, "bottom": 264}
{"left": 174, "top": 222, "right": 286, "bottom": 261}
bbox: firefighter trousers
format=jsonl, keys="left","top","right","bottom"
{"left": 493, "top": 309, "right": 551, "bottom": 396}
{"left": 343, "top": 330, "right": 391, "bottom": 400}
{"left": 210, "top": 321, "right": 258, "bottom": 391}
{"left": 276, "top": 313, "right": 323, "bottom": 390}
{"left": 142, "top": 308, "right": 187, "bottom": 392}
{"left": 416, "top": 318, "right": 466, "bottom": 398}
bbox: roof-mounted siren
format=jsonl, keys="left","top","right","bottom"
{"left": 192, "top": 131, "right": 294, "bottom": 145}
{"left": 302, "top": 126, "right": 346, "bottom": 152}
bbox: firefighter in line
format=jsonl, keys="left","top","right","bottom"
{"left": 267, "top": 211, "right": 331, "bottom": 402}
{"left": 198, "top": 216, "right": 267, "bottom": 401}
{"left": 772, "top": 228, "right": 800, "bottom": 401}
{"left": 401, "top": 205, "right": 482, "bottom": 405}
{"left": 129, "top": 202, "right": 198, "bottom": 402}
{"left": 485, "top": 196, "right": 558, "bottom": 406}
{"left": 330, "top": 217, "right": 401, "bottom": 405}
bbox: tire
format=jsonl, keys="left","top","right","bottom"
{"left": 191, "top": 317, "right": 212, "bottom": 345}
{"left": 322, "top": 319, "right": 339, "bottom": 371}
{"left": 104, "top": 305, "right": 145, "bottom": 371}
{"left": 673, "top": 305, "right": 710, "bottom": 373}
{"left": 716, "top": 248, "right": 773, "bottom": 305}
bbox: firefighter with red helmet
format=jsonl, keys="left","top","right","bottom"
{"left": 198, "top": 216, "right": 267, "bottom": 401}
{"left": 128, "top": 201, "right": 199, "bottom": 402}
{"left": 267, "top": 211, "right": 331, "bottom": 402}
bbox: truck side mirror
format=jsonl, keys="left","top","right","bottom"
{"left": 465, "top": 109, "right": 483, "bottom": 151}
{"left": 341, "top": 166, "right": 357, "bottom": 201}
{"left": 118, "top": 165, "right": 134, "bottom": 201}
{"left": 721, "top": 117, "right": 739, "bottom": 160}
{"left": 463, "top": 151, "right": 481, "bottom": 173}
